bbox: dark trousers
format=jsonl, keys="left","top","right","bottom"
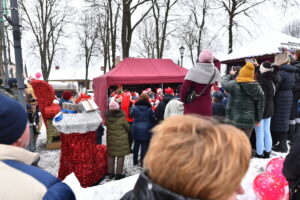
{"left": 241, "top": 128, "right": 253, "bottom": 139}
{"left": 128, "top": 122, "right": 133, "bottom": 150}
{"left": 133, "top": 140, "right": 150, "bottom": 166}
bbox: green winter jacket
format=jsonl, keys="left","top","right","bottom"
{"left": 105, "top": 109, "right": 130, "bottom": 157}
{"left": 222, "top": 75, "right": 265, "bottom": 129}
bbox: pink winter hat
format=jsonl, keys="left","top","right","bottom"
{"left": 199, "top": 49, "right": 214, "bottom": 63}
{"left": 109, "top": 100, "right": 120, "bottom": 110}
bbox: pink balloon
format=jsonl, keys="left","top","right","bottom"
{"left": 253, "top": 173, "right": 285, "bottom": 200}
{"left": 266, "top": 158, "right": 288, "bottom": 186}
{"left": 35, "top": 72, "right": 42, "bottom": 79}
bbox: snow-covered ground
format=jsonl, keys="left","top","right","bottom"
{"left": 36, "top": 126, "right": 287, "bottom": 200}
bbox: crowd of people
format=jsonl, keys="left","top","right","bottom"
{"left": 106, "top": 49, "right": 300, "bottom": 199}
{"left": 1, "top": 49, "right": 300, "bottom": 199}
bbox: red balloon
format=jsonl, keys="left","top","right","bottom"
{"left": 266, "top": 158, "right": 288, "bottom": 186}
{"left": 253, "top": 173, "right": 285, "bottom": 200}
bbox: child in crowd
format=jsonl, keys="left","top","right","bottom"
{"left": 105, "top": 100, "right": 130, "bottom": 180}
{"left": 59, "top": 90, "right": 73, "bottom": 108}
{"left": 212, "top": 91, "right": 225, "bottom": 118}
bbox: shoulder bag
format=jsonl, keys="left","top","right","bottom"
{"left": 186, "top": 68, "right": 216, "bottom": 104}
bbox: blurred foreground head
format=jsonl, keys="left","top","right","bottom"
{"left": 0, "top": 94, "right": 29, "bottom": 147}
{"left": 144, "top": 115, "right": 251, "bottom": 200}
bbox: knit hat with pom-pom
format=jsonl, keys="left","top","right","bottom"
{"left": 236, "top": 62, "right": 255, "bottom": 83}
{"left": 0, "top": 94, "right": 28, "bottom": 144}
{"left": 199, "top": 50, "right": 214, "bottom": 63}
{"left": 109, "top": 100, "right": 120, "bottom": 110}
{"left": 62, "top": 90, "right": 73, "bottom": 100}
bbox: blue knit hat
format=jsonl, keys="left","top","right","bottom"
{"left": 0, "top": 94, "right": 28, "bottom": 144}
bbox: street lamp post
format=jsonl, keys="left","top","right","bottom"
{"left": 179, "top": 46, "right": 185, "bottom": 67}
{"left": 9, "top": 0, "right": 26, "bottom": 110}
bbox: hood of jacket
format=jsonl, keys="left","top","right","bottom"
{"left": 239, "top": 82, "right": 262, "bottom": 97}
{"left": 135, "top": 100, "right": 152, "bottom": 111}
{"left": 126, "top": 172, "right": 200, "bottom": 200}
{"left": 105, "top": 109, "right": 125, "bottom": 121}
{"left": 171, "top": 99, "right": 184, "bottom": 111}
{"left": 260, "top": 71, "right": 281, "bottom": 84}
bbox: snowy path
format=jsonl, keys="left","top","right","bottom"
{"left": 36, "top": 126, "right": 287, "bottom": 200}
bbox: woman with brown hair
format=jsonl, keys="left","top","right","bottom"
{"left": 121, "top": 115, "right": 251, "bottom": 200}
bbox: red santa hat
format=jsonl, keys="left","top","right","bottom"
{"left": 156, "top": 88, "right": 163, "bottom": 94}
{"left": 146, "top": 88, "right": 152, "bottom": 93}
{"left": 164, "top": 87, "right": 174, "bottom": 95}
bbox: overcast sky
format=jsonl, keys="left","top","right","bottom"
{"left": 21, "top": 0, "right": 300, "bottom": 77}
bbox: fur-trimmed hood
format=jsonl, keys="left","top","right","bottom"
{"left": 105, "top": 109, "right": 125, "bottom": 119}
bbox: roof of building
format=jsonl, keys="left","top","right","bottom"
{"left": 220, "top": 32, "right": 300, "bottom": 63}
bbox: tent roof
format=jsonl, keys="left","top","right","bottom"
{"left": 220, "top": 32, "right": 300, "bottom": 63}
{"left": 93, "top": 58, "right": 187, "bottom": 120}
{"left": 96, "top": 58, "right": 187, "bottom": 85}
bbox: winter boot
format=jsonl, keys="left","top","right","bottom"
{"left": 114, "top": 174, "right": 125, "bottom": 180}
{"left": 263, "top": 151, "right": 271, "bottom": 159}
{"left": 272, "top": 133, "right": 288, "bottom": 153}
{"left": 271, "top": 131, "right": 280, "bottom": 147}
{"left": 254, "top": 153, "right": 264, "bottom": 158}
{"left": 106, "top": 173, "right": 115, "bottom": 180}
{"left": 288, "top": 124, "right": 296, "bottom": 143}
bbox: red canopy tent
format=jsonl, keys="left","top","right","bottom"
{"left": 93, "top": 58, "right": 188, "bottom": 118}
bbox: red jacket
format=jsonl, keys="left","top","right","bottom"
{"left": 180, "top": 80, "right": 212, "bottom": 116}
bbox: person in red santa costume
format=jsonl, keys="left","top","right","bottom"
{"left": 121, "top": 91, "right": 134, "bottom": 152}
{"left": 156, "top": 88, "right": 163, "bottom": 101}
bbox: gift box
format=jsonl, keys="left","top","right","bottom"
{"left": 80, "top": 100, "right": 98, "bottom": 112}
{"left": 62, "top": 102, "right": 79, "bottom": 113}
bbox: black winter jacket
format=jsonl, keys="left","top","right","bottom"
{"left": 290, "top": 62, "right": 300, "bottom": 120}
{"left": 212, "top": 102, "right": 225, "bottom": 117}
{"left": 154, "top": 94, "right": 174, "bottom": 121}
{"left": 121, "top": 172, "right": 200, "bottom": 200}
{"left": 283, "top": 133, "right": 300, "bottom": 200}
{"left": 271, "top": 64, "right": 296, "bottom": 132}
{"left": 257, "top": 71, "right": 281, "bottom": 119}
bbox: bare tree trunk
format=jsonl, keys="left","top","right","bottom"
{"left": 121, "top": 0, "right": 153, "bottom": 58}
{"left": 0, "top": 31, "right": 3, "bottom": 80}
{"left": 228, "top": 16, "right": 234, "bottom": 53}
{"left": 217, "top": 0, "right": 266, "bottom": 53}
